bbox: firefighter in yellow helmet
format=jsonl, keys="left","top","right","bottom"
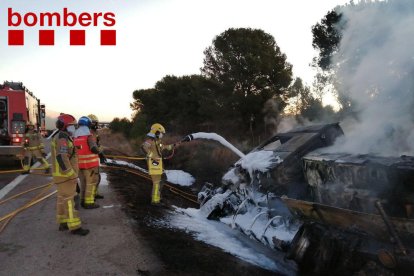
{"left": 51, "top": 113, "right": 89, "bottom": 236}
{"left": 87, "top": 114, "right": 105, "bottom": 199}
{"left": 141, "top": 123, "right": 175, "bottom": 205}
{"left": 22, "top": 124, "right": 50, "bottom": 173}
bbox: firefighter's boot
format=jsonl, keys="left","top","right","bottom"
{"left": 70, "top": 227, "right": 90, "bottom": 236}
{"left": 81, "top": 202, "right": 100, "bottom": 209}
{"left": 59, "top": 223, "right": 69, "bottom": 231}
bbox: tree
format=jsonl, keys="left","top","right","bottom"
{"left": 109, "top": 117, "right": 132, "bottom": 137}
{"left": 285, "top": 77, "right": 337, "bottom": 123}
{"left": 130, "top": 75, "right": 225, "bottom": 135}
{"left": 311, "top": 6, "right": 357, "bottom": 117}
{"left": 312, "top": 9, "right": 343, "bottom": 70}
{"left": 201, "top": 28, "right": 293, "bottom": 134}
{"left": 286, "top": 78, "right": 312, "bottom": 116}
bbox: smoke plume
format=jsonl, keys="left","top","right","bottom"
{"left": 331, "top": 0, "right": 414, "bottom": 156}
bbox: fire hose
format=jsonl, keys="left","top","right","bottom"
{"left": 0, "top": 140, "right": 197, "bottom": 233}
{"left": 0, "top": 159, "right": 50, "bottom": 175}
{"left": 0, "top": 182, "right": 55, "bottom": 234}
{"left": 103, "top": 161, "right": 199, "bottom": 205}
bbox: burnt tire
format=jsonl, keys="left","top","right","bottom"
{"left": 286, "top": 223, "right": 341, "bottom": 275}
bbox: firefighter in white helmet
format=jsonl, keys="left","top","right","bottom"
{"left": 22, "top": 124, "right": 50, "bottom": 173}
{"left": 52, "top": 113, "right": 89, "bottom": 236}
{"left": 141, "top": 123, "right": 175, "bottom": 205}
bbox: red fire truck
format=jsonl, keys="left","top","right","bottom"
{"left": 0, "top": 81, "right": 46, "bottom": 158}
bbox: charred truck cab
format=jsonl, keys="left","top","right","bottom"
{"left": 283, "top": 153, "right": 414, "bottom": 274}
{"left": 0, "top": 81, "right": 46, "bottom": 159}
{"left": 201, "top": 122, "right": 414, "bottom": 274}
{"left": 252, "top": 123, "right": 344, "bottom": 198}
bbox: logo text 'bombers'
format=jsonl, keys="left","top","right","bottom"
{"left": 7, "top": 7, "right": 117, "bottom": 46}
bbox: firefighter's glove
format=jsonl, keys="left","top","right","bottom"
{"left": 98, "top": 152, "right": 107, "bottom": 164}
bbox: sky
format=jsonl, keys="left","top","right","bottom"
{"left": 0, "top": 0, "right": 350, "bottom": 122}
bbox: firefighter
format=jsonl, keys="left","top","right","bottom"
{"left": 87, "top": 114, "right": 105, "bottom": 199}
{"left": 52, "top": 113, "right": 89, "bottom": 236}
{"left": 74, "top": 116, "right": 104, "bottom": 209}
{"left": 22, "top": 124, "right": 50, "bottom": 173}
{"left": 141, "top": 123, "right": 175, "bottom": 205}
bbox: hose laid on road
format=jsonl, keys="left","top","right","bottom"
{"left": 0, "top": 182, "right": 53, "bottom": 205}
{"left": 0, "top": 168, "right": 26, "bottom": 174}
{"left": 0, "top": 158, "right": 50, "bottom": 174}
{"left": 103, "top": 163, "right": 199, "bottom": 204}
{"left": 105, "top": 155, "right": 147, "bottom": 160}
{"left": 0, "top": 182, "right": 55, "bottom": 234}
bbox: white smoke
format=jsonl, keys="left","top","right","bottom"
{"left": 331, "top": 0, "right": 414, "bottom": 156}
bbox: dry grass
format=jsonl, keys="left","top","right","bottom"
{"left": 98, "top": 129, "right": 137, "bottom": 156}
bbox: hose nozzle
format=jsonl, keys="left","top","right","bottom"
{"left": 181, "top": 134, "right": 194, "bottom": 143}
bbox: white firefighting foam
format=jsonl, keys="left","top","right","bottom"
{"left": 222, "top": 150, "right": 282, "bottom": 184}
{"left": 190, "top": 132, "right": 245, "bottom": 158}
{"left": 165, "top": 205, "right": 298, "bottom": 274}
{"left": 105, "top": 159, "right": 194, "bottom": 187}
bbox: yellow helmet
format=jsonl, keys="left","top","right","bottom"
{"left": 88, "top": 114, "right": 99, "bottom": 122}
{"left": 150, "top": 123, "right": 166, "bottom": 135}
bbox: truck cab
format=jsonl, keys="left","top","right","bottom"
{"left": 0, "top": 81, "right": 46, "bottom": 159}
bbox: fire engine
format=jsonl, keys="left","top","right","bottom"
{"left": 0, "top": 81, "right": 46, "bottom": 158}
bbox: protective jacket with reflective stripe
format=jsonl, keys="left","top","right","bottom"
{"left": 141, "top": 137, "right": 173, "bottom": 175}
{"left": 25, "top": 131, "right": 45, "bottom": 150}
{"left": 74, "top": 135, "right": 99, "bottom": 169}
{"left": 51, "top": 131, "right": 77, "bottom": 179}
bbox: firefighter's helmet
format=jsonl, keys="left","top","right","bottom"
{"left": 56, "top": 114, "right": 76, "bottom": 130}
{"left": 88, "top": 114, "right": 99, "bottom": 123}
{"left": 78, "top": 116, "right": 92, "bottom": 127}
{"left": 88, "top": 114, "right": 99, "bottom": 130}
{"left": 25, "top": 124, "right": 35, "bottom": 132}
{"left": 149, "top": 123, "right": 166, "bottom": 136}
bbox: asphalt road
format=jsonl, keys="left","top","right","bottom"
{"left": 0, "top": 167, "right": 162, "bottom": 275}
{"left": 0, "top": 137, "right": 292, "bottom": 275}
{"left": 0, "top": 161, "right": 21, "bottom": 189}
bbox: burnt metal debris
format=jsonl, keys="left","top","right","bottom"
{"left": 201, "top": 122, "right": 414, "bottom": 275}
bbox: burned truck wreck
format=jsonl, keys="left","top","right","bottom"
{"left": 283, "top": 153, "right": 414, "bottom": 274}
{"left": 199, "top": 122, "right": 414, "bottom": 275}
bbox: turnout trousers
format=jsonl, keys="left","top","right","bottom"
{"left": 55, "top": 177, "right": 81, "bottom": 230}
{"left": 78, "top": 167, "right": 99, "bottom": 205}
{"left": 23, "top": 149, "right": 50, "bottom": 170}
{"left": 150, "top": 174, "right": 166, "bottom": 204}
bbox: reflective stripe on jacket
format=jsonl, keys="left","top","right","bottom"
{"left": 25, "top": 132, "right": 44, "bottom": 150}
{"left": 141, "top": 137, "right": 173, "bottom": 175}
{"left": 51, "top": 131, "right": 77, "bottom": 178}
{"left": 74, "top": 135, "right": 99, "bottom": 169}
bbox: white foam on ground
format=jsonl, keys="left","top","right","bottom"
{"left": 166, "top": 207, "right": 280, "bottom": 272}
{"left": 165, "top": 170, "right": 195, "bottom": 186}
{"left": 100, "top": 172, "right": 109, "bottom": 186}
